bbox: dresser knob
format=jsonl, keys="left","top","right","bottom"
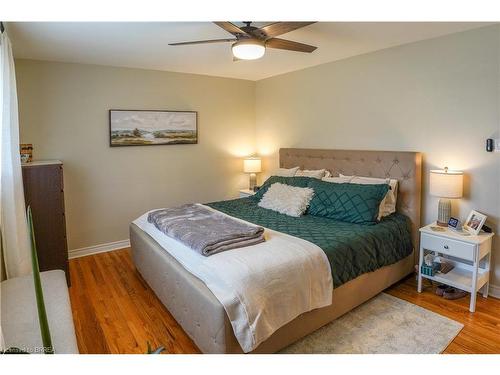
{"left": 444, "top": 245, "right": 449, "bottom": 250}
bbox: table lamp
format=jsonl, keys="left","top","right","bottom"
{"left": 429, "top": 167, "right": 463, "bottom": 226}
{"left": 243, "top": 157, "right": 261, "bottom": 191}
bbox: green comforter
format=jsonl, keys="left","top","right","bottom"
{"left": 207, "top": 197, "right": 413, "bottom": 287}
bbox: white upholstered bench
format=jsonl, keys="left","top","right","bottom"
{"left": 1, "top": 270, "right": 79, "bottom": 354}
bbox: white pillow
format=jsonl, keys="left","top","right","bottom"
{"left": 273, "top": 166, "right": 299, "bottom": 177}
{"left": 339, "top": 174, "right": 398, "bottom": 218}
{"left": 258, "top": 183, "right": 314, "bottom": 217}
{"left": 295, "top": 168, "right": 327, "bottom": 179}
{"left": 322, "top": 176, "right": 353, "bottom": 183}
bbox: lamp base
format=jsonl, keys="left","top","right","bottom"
{"left": 249, "top": 173, "right": 257, "bottom": 191}
{"left": 437, "top": 198, "right": 451, "bottom": 227}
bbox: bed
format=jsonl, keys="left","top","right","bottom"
{"left": 130, "top": 148, "right": 422, "bottom": 353}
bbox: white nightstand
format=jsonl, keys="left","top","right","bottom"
{"left": 239, "top": 189, "right": 255, "bottom": 198}
{"left": 418, "top": 223, "right": 494, "bottom": 312}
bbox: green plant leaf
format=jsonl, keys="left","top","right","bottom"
{"left": 27, "top": 206, "right": 54, "bottom": 354}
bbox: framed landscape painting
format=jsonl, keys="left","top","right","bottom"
{"left": 109, "top": 110, "right": 197, "bottom": 146}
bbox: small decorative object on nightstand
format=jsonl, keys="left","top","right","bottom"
{"left": 418, "top": 223, "right": 493, "bottom": 312}
{"left": 243, "top": 156, "right": 261, "bottom": 191}
{"left": 429, "top": 167, "right": 463, "bottom": 226}
{"left": 239, "top": 189, "right": 255, "bottom": 198}
{"left": 447, "top": 217, "right": 462, "bottom": 232}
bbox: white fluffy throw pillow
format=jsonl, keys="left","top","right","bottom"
{"left": 258, "top": 183, "right": 314, "bottom": 217}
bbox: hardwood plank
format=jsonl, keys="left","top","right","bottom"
{"left": 69, "top": 249, "right": 499, "bottom": 354}
{"left": 69, "top": 259, "right": 110, "bottom": 353}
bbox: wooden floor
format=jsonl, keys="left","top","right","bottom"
{"left": 69, "top": 248, "right": 200, "bottom": 354}
{"left": 69, "top": 248, "right": 500, "bottom": 354}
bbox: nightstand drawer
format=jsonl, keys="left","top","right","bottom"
{"left": 421, "top": 234, "right": 474, "bottom": 261}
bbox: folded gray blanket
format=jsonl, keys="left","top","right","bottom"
{"left": 147, "top": 204, "right": 265, "bottom": 256}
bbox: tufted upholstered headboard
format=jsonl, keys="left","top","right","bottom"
{"left": 280, "top": 148, "right": 422, "bottom": 254}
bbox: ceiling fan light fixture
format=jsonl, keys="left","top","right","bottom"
{"left": 232, "top": 39, "right": 265, "bottom": 60}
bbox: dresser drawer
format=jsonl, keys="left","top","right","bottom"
{"left": 421, "top": 234, "right": 474, "bottom": 261}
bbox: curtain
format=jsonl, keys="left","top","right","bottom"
{"left": 0, "top": 31, "right": 30, "bottom": 278}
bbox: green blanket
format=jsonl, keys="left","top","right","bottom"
{"left": 207, "top": 198, "right": 413, "bottom": 287}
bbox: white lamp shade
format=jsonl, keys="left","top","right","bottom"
{"left": 232, "top": 40, "right": 265, "bottom": 60}
{"left": 429, "top": 169, "right": 463, "bottom": 198}
{"left": 243, "top": 158, "right": 262, "bottom": 173}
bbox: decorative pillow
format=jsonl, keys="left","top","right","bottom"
{"left": 339, "top": 174, "right": 398, "bottom": 217}
{"left": 323, "top": 174, "right": 389, "bottom": 219}
{"left": 322, "top": 176, "right": 353, "bottom": 183}
{"left": 273, "top": 166, "right": 299, "bottom": 177}
{"left": 307, "top": 179, "right": 389, "bottom": 225}
{"left": 258, "top": 183, "right": 314, "bottom": 217}
{"left": 253, "top": 176, "right": 315, "bottom": 200}
{"left": 295, "top": 168, "right": 327, "bottom": 179}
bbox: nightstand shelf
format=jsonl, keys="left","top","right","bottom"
{"left": 418, "top": 222, "right": 493, "bottom": 312}
{"left": 420, "top": 266, "right": 489, "bottom": 294}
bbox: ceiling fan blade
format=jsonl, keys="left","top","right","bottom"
{"left": 256, "top": 22, "right": 316, "bottom": 39}
{"left": 266, "top": 38, "right": 317, "bottom": 53}
{"left": 169, "top": 38, "right": 236, "bottom": 46}
{"left": 213, "top": 22, "right": 249, "bottom": 37}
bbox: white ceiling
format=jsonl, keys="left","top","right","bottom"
{"left": 8, "top": 22, "right": 492, "bottom": 81}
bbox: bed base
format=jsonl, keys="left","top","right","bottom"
{"left": 130, "top": 223, "right": 414, "bottom": 354}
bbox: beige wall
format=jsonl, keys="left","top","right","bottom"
{"left": 16, "top": 60, "right": 256, "bottom": 251}
{"left": 256, "top": 25, "right": 500, "bottom": 288}
{"left": 16, "top": 26, "right": 500, "bottom": 290}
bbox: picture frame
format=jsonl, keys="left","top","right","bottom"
{"left": 109, "top": 109, "right": 197, "bottom": 147}
{"left": 463, "top": 210, "right": 487, "bottom": 235}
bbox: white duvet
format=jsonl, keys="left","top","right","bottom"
{"left": 133, "top": 204, "right": 333, "bottom": 352}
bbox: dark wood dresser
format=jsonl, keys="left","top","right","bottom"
{"left": 22, "top": 160, "right": 69, "bottom": 285}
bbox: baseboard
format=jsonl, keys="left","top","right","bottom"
{"left": 68, "top": 239, "right": 130, "bottom": 259}
{"left": 489, "top": 284, "right": 500, "bottom": 299}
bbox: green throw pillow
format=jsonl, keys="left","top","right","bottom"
{"left": 307, "top": 179, "right": 389, "bottom": 225}
{"left": 252, "top": 176, "right": 315, "bottom": 200}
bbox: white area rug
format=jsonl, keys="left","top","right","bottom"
{"left": 280, "top": 293, "right": 463, "bottom": 354}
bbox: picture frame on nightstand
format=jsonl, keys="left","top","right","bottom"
{"left": 464, "top": 210, "right": 487, "bottom": 235}
{"left": 447, "top": 217, "right": 461, "bottom": 231}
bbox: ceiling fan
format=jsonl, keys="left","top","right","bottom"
{"left": 169, "top": 22, "right": 317, "bottom": 61}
